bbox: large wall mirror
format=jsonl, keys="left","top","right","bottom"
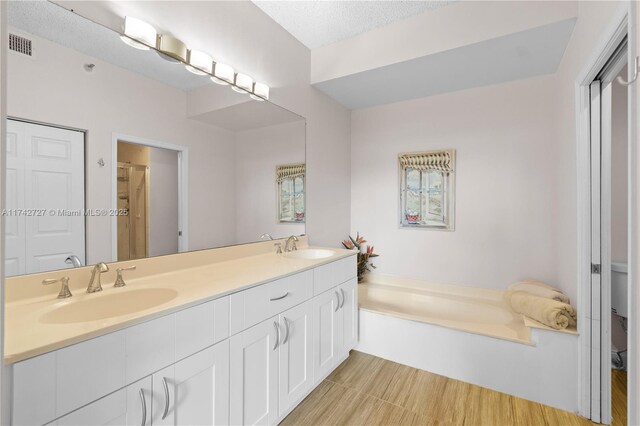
{"left": 5, "top": 1, "right": 306, "bottom": 277}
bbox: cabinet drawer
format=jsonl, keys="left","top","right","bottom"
{"left": 313, "top": 256, "right": 357, "bottom": 296}
{"left": 230, "top": 270, "right": 313, "bottom": 335}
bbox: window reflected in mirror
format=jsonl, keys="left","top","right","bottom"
{"left": 277, "top": 164, "right": 305, "bottom": 223}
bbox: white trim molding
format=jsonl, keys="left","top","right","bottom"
{"left": 110, "top": 133, "right": 189, "bottom": 262}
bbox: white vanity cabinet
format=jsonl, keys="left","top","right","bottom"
{"left": 10, "top": 254, "right": 357, "bottom": 426}
{"left": 52, "top": 377, "right": 152, "bottom": 426}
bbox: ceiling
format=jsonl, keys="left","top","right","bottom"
{"left": 7, "top": 0, "right": 211, "bottom": 91}
{"left": 252, "top": 0, "right": 454, "bottom": 49}
{"left": 313, "top": 18, "right": 577, "bottom": 110}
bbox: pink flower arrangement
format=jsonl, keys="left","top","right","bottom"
{"left": 341, "top": 233, "right": 379, "bottom": 282}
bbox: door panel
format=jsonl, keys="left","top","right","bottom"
{"left": 279, "top": 300, "right": 313, "bottom": 416}
{"left": 6, "top": 119, "right": 85, "bottom": 276}
{"left": 340, "top": 279, "right": 358, "bottom": 354}
{"left": 313, "top": 288, "right": 342, "bottom": 382}
{"left": 230, "top": 318, "right": 279, "bottom": 426}
{"left": 154, "top": 341, "right": 230, "bottom": 426}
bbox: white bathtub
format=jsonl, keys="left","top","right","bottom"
{"left": 356, "top": 275, "right": 580, "bottom": 413}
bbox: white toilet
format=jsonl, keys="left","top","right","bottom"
{"left": 611, "top": 262, "right": 628, "bottom": 369}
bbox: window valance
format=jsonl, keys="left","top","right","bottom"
{"left": 399, "top": 151, "right": 454, "bottom": 172}
{"left": 276, "top": 163, "right": 306, "bottom": 182}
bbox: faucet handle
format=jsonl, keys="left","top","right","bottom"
{"left": 114, "top": 266, "right": 136, "bottom": 288}
{"left": 274, "top": 243, "right": 283, "bottom": 254}
{"left": 43, "top": 276, "right": 72, "bottom": 299}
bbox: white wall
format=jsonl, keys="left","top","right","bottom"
{"left": 149, "top": 147, "right": 179, "bottom": 257}
{"left": 351, "top": 75, "right": 559, "bottom": 291}
{"left": 235, "top": 120, "right": 305, "bottom": 244}
{"left": 612, "top": 65, "right": 628, "bottom": 264}
{"left": 7, "top": 32, "right": 238, "bottom": 264}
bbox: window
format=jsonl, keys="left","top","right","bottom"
{"left": 399, "top": 150, "right": 455, "bottom": 230}
{"left": 277, "top": 163, "right": 305, "bottom": 223}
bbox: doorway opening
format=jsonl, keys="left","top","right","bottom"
{"left": 583, "top": 34, "right": 629, "bottom": 425}
{"left": 111, "top": 135, "right": 189, "bottom": 261}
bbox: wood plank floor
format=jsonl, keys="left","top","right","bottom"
{"left": 283, "top": 351, "right": 627, "bottom": 426}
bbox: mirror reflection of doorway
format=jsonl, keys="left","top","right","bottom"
{"left": 117, "top": 161, "right": 149, "bottom": 261}
{"left": 117, "top": 141, "right": 179, "bottom": 261}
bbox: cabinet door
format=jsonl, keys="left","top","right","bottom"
{"left": 313, "top": 288, "right": 342, "bottom": 382}
{"left": 278, "top": 300, "right": 313, "bottom": 417}
{"left": 152, "top": 340, "right": 230, "bottom": 426}
{"left": 230, "top": 317, "right": 279, "bottom": 426}
{"left": 54, "top": 376, "right": 151, "bottom": 426}
{"left": 339, "top": 278, "right": 358, "bottom": 355}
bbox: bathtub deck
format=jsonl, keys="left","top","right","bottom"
{"left": 282, "top": 350, "right": 599, "bottom": 426}
{"left": 359, "top": 282, "right": 533, "bottom": 344}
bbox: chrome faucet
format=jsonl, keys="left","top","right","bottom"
{"left": 87, "top": 262, "right": 109, "bottom": 293}
{"left": 284, "top": 235, "right": 299, "bottom": 252}
{"left": 261, "top": 233, "right": 274, "bottom": 240}
{"left": 65, "top": 255, "right": 82, "bottom": 268}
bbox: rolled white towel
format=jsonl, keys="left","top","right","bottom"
{"left": 508, "top": 280, "right": 569, "bottom": 304}
{"left": 508, "top": 291, "right": 577, "bottom": 330}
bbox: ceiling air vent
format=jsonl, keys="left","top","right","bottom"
{"left": 9, "top": 33, "right": 32, "bottom": 57}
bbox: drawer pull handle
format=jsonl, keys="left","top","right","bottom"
{"left": 162, "top": 377, "right": 170, "bottom": 420}
{"left": 334, "top": 291, "right": 340, "bottom": 312}
{"left": 282, "top": 318, "right": 291, "bottom": 344}
{"left": 270, "top": 292, "right": 289, "bottom": 301}
{"left": 273, "top": 321, "right": 280, "bottom": 350}
{"left": 139, "top": 388, "right": 147, "bottom": 426}
{"left": 340, "top": 288, "right": 346, "bottom": 309}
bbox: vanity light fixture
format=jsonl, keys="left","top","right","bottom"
{"left": 251, "top": 82, "right": 270, "bottom": 101}
{"left": 119, "top": 16, "right": 270, "bottom": 101}
{"left": 120, "top": 16, "right": 156, "bottom": 50}
{"left": 232, "top": 73, "right": 253, "bottom": 93}
{"left": 157, "top": 34, "right": 187, "bottom": 62}
{"left": 186, "top": 50, "right": 213, "bottom": 75}
{"left": 211, "top": 62, "right": 234, "bottom": 85}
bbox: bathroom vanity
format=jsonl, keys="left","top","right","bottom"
{"left": 6, "top": 244, "right": 357, "bottom": 425}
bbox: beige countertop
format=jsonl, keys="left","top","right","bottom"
{"left": 5, "top": 245, "right": 355, "bottom": 364}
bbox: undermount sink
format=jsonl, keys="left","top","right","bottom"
{"left": 283, "top": 249, "right": 335, "bottom": 260}
{"left": 40, "top": 288, "right": 179, "bottom": 324}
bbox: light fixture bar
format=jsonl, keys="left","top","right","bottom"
{"left": 119, "top": 16, "right": 269, "bottom": 101}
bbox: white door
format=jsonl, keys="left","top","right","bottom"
{"left": 230, "top": 317, "right": 279, "bottom": 426}
{"left": 54, "top": 376, "right": 152, "bottom": 426}
{"left": 339, "top": 278, "right": 358, "bottom": 355}
{"left": 278, "top": 300, "right": 313, "bottom": 417}
{"left": 6, "top": 119, "right": 85, "bottom": 276}
{"left": 313, "top": 288, "right": 342, "bottom": 382}
{"left": 153, "top": 340, "right": 230, "bottom": 426}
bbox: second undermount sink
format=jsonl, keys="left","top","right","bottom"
{"left": 39, "top": 288, "right": 179, "bottom": 324}
{"left": 283, "top": 249, "right": 335, "bottom": 260}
